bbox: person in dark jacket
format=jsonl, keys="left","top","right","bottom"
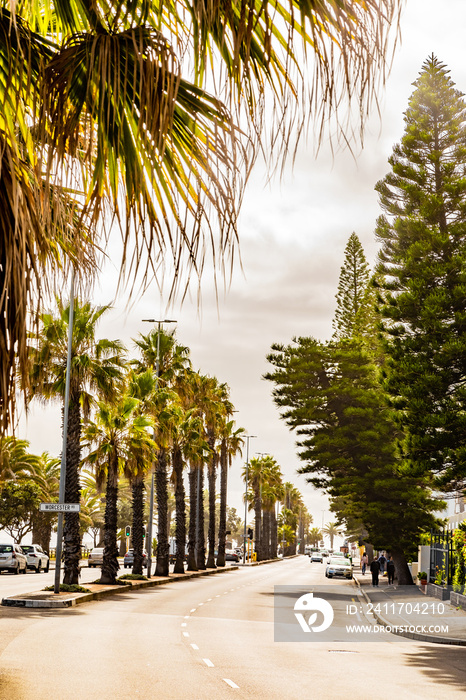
{"left": 386, "top": 556, "right": 395, "bottom": 584}
{"left": 370, "top": 556, "right": 380, "bottom": 587}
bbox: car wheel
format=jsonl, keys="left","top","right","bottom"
{"left": 14, "top": 564, "right": 19, "bottom": 575}
{"left": 36, "top": 563, "right": 41, "bottom": 573}
{"left": 89, "top": 563, "right": 93, "bottom": 568}
{"left": 328, "top": 574, "right": 333, "bottom": 578}
{"left": 45, "top": 562, "right": 50, "bottom": 573}
{"left": 22, "top": 565, "right": 27, "bottom": 574}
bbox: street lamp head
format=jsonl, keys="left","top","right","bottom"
{"left": 142, "top": 319, "right": 177, "bottom": 324}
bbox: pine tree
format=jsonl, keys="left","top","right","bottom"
{"left": 376, "top": 55, "right": 466, "bottom": 489}
{"left": 333, "top": 233, "right": 370, "bottom": 339}
{"left": 265, "top": 236, "right": 442, "bottom": 583}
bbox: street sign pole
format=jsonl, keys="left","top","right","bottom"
{"left": 54, "top": 269, "right": 75, "bottom": 594}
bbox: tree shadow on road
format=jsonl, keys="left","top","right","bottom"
{"left": 403, "top": 644, "right": 466, "bottom": 693}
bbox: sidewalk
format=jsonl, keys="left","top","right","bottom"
{"left": 353, "top": 568, "right": 466, "bottom": 646}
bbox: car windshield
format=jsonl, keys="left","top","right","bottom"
{"left": 21, "top": 546, "right": 33, "bottom": 552}
{"left": 329, "top": 558, "right": 350, "bottom": 566}
{"left": 0, "top": 545, "right": 12, "bottom": 553}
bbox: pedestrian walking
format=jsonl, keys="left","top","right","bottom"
{"left": 370, "top": 557, "right": 380, "bottom": 587}
{"left": 361, "top": 552, "right": 368, "bottom": 575}
{"left": 378, "top": 553, "right": 387, "bottom": 576}
{"left": 386, "top": 556, "right": 395, "bottom": 584}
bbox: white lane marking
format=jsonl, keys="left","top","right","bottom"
{"left": 207, "top": 598, "right": 212, "bottom": 601}
{"left": 191, "top": 643, "right": 199, "bottom": 650}
{"left": 184, "top": 615, "right": 190, "bottom": 619}
{"left": 203, "top": 659, "right": 214, "bottom": 668}
{"left": 224, "top": 679, "right": 240, "bottom": 689}
{"left": 183, "top": 632, "right": 189, "bottom": 638}
{"left": 181, "top": 623, "right": 187, "bottom": 627}
{"left": 198, "top": 602, "right": 204, "bottom": 606}
{"left": 223, "top": 592, "right": 228, "bottom": 595}
{"left": 190, "top": 608, "right": 197, "bottom": 612}
{"left": 215, "top": 594, "right": 221, "bottom": 598}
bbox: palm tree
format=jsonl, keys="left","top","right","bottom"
{"left": 134, "top": 328, "right": 191, "bottom": 577}
{"left": 83, "top": 395, "right": 153, "bottom": 585}
{"left": 2, "top": 1, "right": 401, "bottom": 438}
{"left": 27, "top": 299, "right": 125, "bottom": 584}
{"left": 308, "top": 527, "right": 323, "bottom": 548}
{"left": 217, "top": 421, "right": 244, "bottom": 567}
{"left": 243, "top": 457, "right": 265, "bottom": 561}
{"left": 126, "top": 368, "right": 158, "bottom": 575}
{"left": 0, "top": 436, "right": 39, "bottom": 483}
{"left": 260, "top": 458, "right": 283, "bottom": 560}
{"left": 323, "top": 522, "right": 343, "bottom": 551}
{"left": 29, "top": 452, "right": 60, "bottom": 555}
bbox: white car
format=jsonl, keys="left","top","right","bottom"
{"left": 0, "top": 544, "right": 27, "bottom": 574}
{"left": 325, "top": 557, "right": 353, "bottom": 579}
{"left": 310, "top": 552, "right": 323, "bottom": 563}
{"left": 21, "top": 544, "right": 50, "bottom": 573}
{"left": 88, "top": 547, "right": 104, "bottom": 567}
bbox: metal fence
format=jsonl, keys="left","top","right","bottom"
{"left": 429, "top": 529, "right": 454, "bottom": 585}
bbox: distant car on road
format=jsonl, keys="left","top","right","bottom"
{"left": 123, "top": 549, "right": 148, "bottom": 568}
{"left": 20, "top": 544, "right": 50, "bottom": 573}
{"left": 325, "top": 557, "right": 353, "bottom": 579}
{"left": 88, "top": 547, "right": 104, "bottom": 567}
{"left": 0, "top": 544, "right": 27, "bottom": 574}
{"left": 310, "top": 552, "right": 323, "bottom": 563}
{"left": 225, "top": 550, "right": 239, "bottom": 562}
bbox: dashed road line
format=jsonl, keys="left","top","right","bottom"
{"left": 181, "top": 622, "right": 187, "bottom": 627}
{"left": 190, "top": 608, "right": 197, "bottom": 612}
{"left": 203, "top": 658, "right": 214, "bottom": 668}
{"left": 191, "top": 643, "right": 199, "bottom": 650}
{"left": 183, "top": 632, "right": 189, "bottom": 637}
{"left": 224, "top": 679, "right": 240, "bottom": 689}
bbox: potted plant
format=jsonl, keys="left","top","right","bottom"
{"left": 417, "top": 571, "right": 427, "bottom": 585}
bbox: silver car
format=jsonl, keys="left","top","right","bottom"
{"left": 0, "top": 544, "right": 27, "bottom": 574}
{"left": 325, "top": 557, "right": 353, "bottom": 579}
{"left": 21, "top": 544, "right": 50, "bottom": 573}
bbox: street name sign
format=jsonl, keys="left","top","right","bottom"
{"left": 40, "top": 503, "right": 80, "bottom": 513}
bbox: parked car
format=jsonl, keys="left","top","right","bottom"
{"left": 310, "top": 552, "right": 323, "bottom": 563}
{"left": 225, "top": 550, "right": 239, "bottom": 562}
{"left": 0, "top": 544, "right": 27, "bottom": 574}
{"left": 325, "top": 557, "right": 353, "bottom": 579}
{"left": 20, "top": 544, "right": 50, "bottom": 573}
{"left": 123, "top": 549, "right": 148, "bottom": 568}
{"left": 88, "top": 547, "right": 104, "bottom": 567}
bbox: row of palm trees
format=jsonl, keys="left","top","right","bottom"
{"left": 24, "top": 298, "right": 247, "bottom": 585}
{"left": 243, "top": 455, "right": 313, "bottom": 560}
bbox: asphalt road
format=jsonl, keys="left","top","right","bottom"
{"left": 0, "top": 556, "right": 465, "bottom": 699}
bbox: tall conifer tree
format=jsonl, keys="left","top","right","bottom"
{"left": 376, "top": 55, "right": 466, "bottom": 489}
{"left": 266, "top": 235, "right": 441, "bottom": 582}
{"left": 333, "top": 233, "right": 370, "bottom": 339}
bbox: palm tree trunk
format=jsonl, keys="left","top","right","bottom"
{"left": 206, "top": 452, "right": 217, "bottom": 569}
{"left": 172, "top": 446, "right": 186, "bottom": 574}
{"left": 187, "top": 462, "right": 198, "bottom": 571}
{"left": 131, "top": 474, "right": 145, "bottom": 575}
{"left": 63, "top": 394, "right": 82, "bottom": 585}
{"left": 196, "top": 465, "right": 206, "bottom": 570}
{"left": 100, "top": 455, "right": 120, "bottom": 584}
{"left": 254, "top": 489, "right": 262, "bottom": 562}
{"left": 270, "top": 508, "right": 278, "bottom": 559}
{"left": 216, "top": 441, "right": 227, "bottom": 567}
{"left": 155, "top": 448, "right": 169, "bottom": 576}
{"left": 262, "top": 510, "right": 270, "bottom": 560}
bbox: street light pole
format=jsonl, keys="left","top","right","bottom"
{"left": 242, "top": 435, "right": 256, "bottom": 565}
{"left": 54, "top": 269, "right": 75, "bottom": 594}
{"left": 142, "top": 318, "right": 177, "bottom": 578}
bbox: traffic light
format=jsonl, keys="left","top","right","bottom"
{"left": 125, "top": 525, "right": 131, "bottom": 538}
{"left": 142, "top": 527, "right": 146, "bottom": 539}
{"left": 248, "top": 528, "right": 253, "bottom": 540}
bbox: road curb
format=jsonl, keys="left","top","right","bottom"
{"left": 1, "top": 566, "right": 239, "bottom": 609}
{"left": 352, "top": 575, "right": 466, "bottom": 647}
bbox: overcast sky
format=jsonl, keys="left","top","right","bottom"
{"left": 20, "top": 0, "right": 466, "bottom": 542}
